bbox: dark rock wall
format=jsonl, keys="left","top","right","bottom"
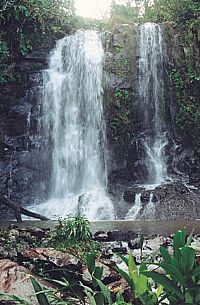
{"left": 0, "top": 46, "right": 53, "bottom": 218}
{"left": 103, "top": 24, "right": 140, "bottom": 184}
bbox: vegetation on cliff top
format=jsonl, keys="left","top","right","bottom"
{"left": 0, "top": 0, "right": 76, "bottom": 84}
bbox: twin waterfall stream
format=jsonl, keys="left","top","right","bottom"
{"left": 33, "top": 23, "right": 170, "bottom": 220}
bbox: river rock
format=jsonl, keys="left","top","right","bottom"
{"left": 0, "top": 259, "right": 40, "bottom": 304}
{"left": 20, "top": 247, "right": 81, "bottom": 270}
{"left": 93, "top": 231, "right": 109, "bottom": 241}
{"left": 128, "top": 237, "right": 141, "bottom": 250}
{"left": 107, "top": 230, "right": 137, "bottom": 242}
{"left": 152, "top": 183, "right": 200, "bottom": 220}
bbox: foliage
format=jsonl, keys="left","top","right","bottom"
{"left": 0, "top": 0, "right": 76, "bottom": 84}
{"left": 170, "top": 66, "right": 200, "bottom": 148}
{"left": 1, "top": 228, "right": 200, "bottom": 305}
{"left": 141, "top": 0, "right": 200, "bottom": 28}
{"left": 51, "top": 214, "right": 92, "bottom": 243}
{"left": 143, "top": 228, "right": 200, "bottom": 305}
{"left": 84, "top": 252, "right": 132, "bottom": 305}
{"left": 115, "top": 253, "right": 160, "bottom": 305}
{"left": 49, "top": 214, "right": 99, "bottom": 262}
{"left": 108, "top": 1, "right": 139, "bottom": 29}
{"left": 0, "top": 292, "right": 31, "bottom": 305}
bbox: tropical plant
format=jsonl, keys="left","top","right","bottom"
{"left": 115, "top": 253, "right": 160, "bottom": 305}
{"left": 50, "top": 214, "right": 92, "bottom": 244}
{"left": 49, "top": 214, "right": 99, "bottom": 262}
{"left": 84, "top": 252, "right": 132, "bottom": 305}
{"left": 142, "top": 228, "right": 200, "bottom": 305}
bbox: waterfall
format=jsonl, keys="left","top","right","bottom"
{"left": 139, "top": 23, "right": 169, "bottom": 185}
{"left": 33, "top": 30, "right": 114, "bottom": 220}
{"left": 125, "top": 23, "right": 170, "bottom": 220}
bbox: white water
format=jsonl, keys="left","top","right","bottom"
{"left": 139, "top": 23, "right": 169, "bottom": 185}
{"left": 126, "top": 23, "right": 170, "bottom": 220}
{"left": 125, "top": 193, "right": 142, "bottom": 220}
{"left": 32, "top": 31, "right": 114, "bottom": 220}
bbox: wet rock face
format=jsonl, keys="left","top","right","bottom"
{"left": 123, "top": 182, "right": 200, "bottom": 220}
{"left": 0, "top": 54, "right": 51, "bottom": 218}
{"left": 103, "top": 24, "right": 140, "bottom": 183}
{"left": 153, "top": 183, "right": 200, "bottom": 220}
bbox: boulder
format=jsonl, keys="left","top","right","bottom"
{"left": 20, "top": 247, "right": 81, "bottom": 271}
{"left": 0, "top": 259, "right": 41, "bottom": 305}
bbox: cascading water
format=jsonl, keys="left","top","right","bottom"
{"left": 33, "top": 30, "right": 114, "bottom": 220}
{"left": 126, "top": 23, "right": 170, "bottom": 220}
{"left": 139, "top": 23, "right": 169, "bottom": 185}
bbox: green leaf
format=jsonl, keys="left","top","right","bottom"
{"left": 191, "top": 266, "right": 200, "bottom": 277}
{"left": 87, "top": 252, "right": 95, "bottom": 274}
{"left": 173, "top": 229, "right": 186, "bottom": 267}
{"left": 142, "top": 271, "right": 184, "bottom": 301}
{"left": 160, "top": 246, "right": 172, "bottom": 264}
{"left": 156, "top": 284, "right": 163, "bottom": 298}
{"left": 128, "top": 253, "right": 138, "bottom": 285}
{"left": 181, "top": 246, "right": 196, "bottom": 274}
{"left": 94, "top": 292, "right": 104, "bottom": 305}
{"left": 117, "top": 253, "right": 128, "bottom": 266}
{"left": 185, "top": 291, "right": 193, "bottom": 304}
{"left": 95, "top": 278, "right": 112, "bottom": 305}
{"left": 136, "top": 274, "right": 148, "bottom": 295}
{"left": 160, "top": 262, "right": 186, "bottom": 286}
{"left": 30, "top": 277, "right": 51, "bottom": 305}
{"left": 93, "top": 266, "right": 103, "bottom": 280}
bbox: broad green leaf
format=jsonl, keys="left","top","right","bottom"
{"left": 160, "top": 246, "right": 172, "bottom": 264}
{"left": 181, "top": 246, "right": 196, "bottom": 274}
{"left": 191, "top": 265, "right": 200, "bottom": 277}
{"left": 185, "top": 291, "right": 193, "bottom": 304}
{"left": 136, "top": 274, "right": 148, "bottom": 295}
{"left": 128, "top": 253, "right": 138, "bottom": 285}
{"left": 87, "top": 252, "right": 95, "bottom": 274}
{"left": 30, "top": 277, "right": 51, "bottom": 305}
{"left": 173, "top": 229, "right": 185, "bottom": 262}
{"left": 94, "top": 292, "right": 104, "bottom": 305}
{"left": 160, "top": 262, "right": 186, "bottom": 286}
{"left": 173, "top": 229, "right": 186, "bottom": 269}
{"left": 93, "top": 266, "right": 103, "bottom": 280}
{"left": 95, "top": 278, "right": 112, "bottom": 305}
{"left": 142, "top": 271, "right": 184, "bottom": 300}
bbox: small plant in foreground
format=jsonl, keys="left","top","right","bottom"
{"left": 49, "top": 214, "right": 99, "bottom": 261}
{"left": 142, "top": 228, "right": 200, "bottom": 305}
{"left": 115, "top": 253, "right": 160, "bottom": 305}
{"left": 52, "top": 214, "right": 92, "bottom": 243}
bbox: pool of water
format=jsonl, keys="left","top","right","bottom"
{"left": 0, "top": 220, "right": 200, "bottom": 236}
